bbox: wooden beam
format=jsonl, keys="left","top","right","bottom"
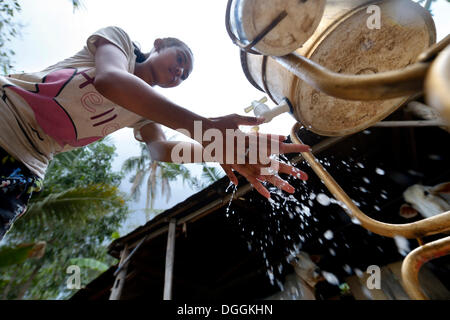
{"left": 163, "top": 219, "right": 177, "bottom": 300}
{"left": 109, "top": 245, "right": 129, "bottom": 300}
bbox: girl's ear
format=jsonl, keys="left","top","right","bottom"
{"left": 154, "top": 38, "right": 164, "bottom": 52}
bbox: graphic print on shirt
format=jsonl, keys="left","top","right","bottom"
{"left": 4, "top": 68, "right": 122, "bottom": 149}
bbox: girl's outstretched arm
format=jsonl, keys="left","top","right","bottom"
{"left": 93, "top": 38, "right": 310, "bottom": 199}
{"left": 93, "top": 38, "right": 215, "bottom": 138}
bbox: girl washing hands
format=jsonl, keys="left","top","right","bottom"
{"left": 0, "top": 26, "right": 310, "bottom": 240}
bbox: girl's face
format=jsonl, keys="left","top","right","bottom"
{"left": 148, "top": 42, "right": 193, "bottom": 88}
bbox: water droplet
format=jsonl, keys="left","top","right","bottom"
{"left": 359, "top": 187, "right": 368, "bottom": 193}
{"left": 394, "top": 236, "right": 410, "bottom": 256}
{"left": 267, "top": 270, "right": 275, "bottom": 285}
{"left": 329, "top": 248, "right": 336, "bottom": 256}
{"left": 322, "top": 271, "right": 340, "bottom": 286}
{"left": 375, "top": 168, "right": 385, "bottom": 175}
{"left": 324, "top": 230, "right": 334, "bottom": 240}
{"left": 356, "top": 162, "right": 365, "bottom": 168}
{"left": 354, "top": 268, "right": 363, "bottom": 278}
{"left": 428, "top": 154, "right": 442, "bottom": 161}
{"left": 317, "top": 193, "right": 331, "bottom": 206}
{"left": 343, "top": 264, "right": 352, "bottom": 274}
{"left": 225, "top": 184, "right": 237, "bottom": 214}
{"left": 363, "top": 177, "right": 370, "bottom": 184}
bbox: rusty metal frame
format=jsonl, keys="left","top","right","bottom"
{"left": 425, "top": 43, "right": 450, "bottom": 124}
{"left": 290, "top": 122, "right": 450, "bottom": 300}
{"left": 290, "top": 122, "right": 450, "bottom": 239}
{"left": 401, "top": 236, "right": 450, "bottom": 300}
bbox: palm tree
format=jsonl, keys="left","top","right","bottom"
{"left": 122, "top": 142, "right": 203, "bottom": 221}
{"left": 0, "top": 141, "right": 128, "bottom": 300}
{"left": 201, "top": 164, "right": 225, "bottom": 185}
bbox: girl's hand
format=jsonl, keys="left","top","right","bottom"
{"left": 220, "top": 161, "right": 308, "bottom": 200}
{"left": 204, "top": 114, "right": 310, "bottom": 199}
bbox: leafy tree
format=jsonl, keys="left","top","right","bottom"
{"left": 122, "top": 142, "right": 203, "bottom": 221}
{"left": 0, "top": 139, "right": 129, "bottom": 300}
{"left": 201, "top": 164, "right": 225, "bottom": 185}
{"left": 0, "top": 0, "right": 21, "bottom": 74}
{"left": 0, "top": 0, "right": 83, "bottom": 74}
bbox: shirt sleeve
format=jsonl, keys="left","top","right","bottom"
{"left": 127, "top": 118, "right": 154, "bottom": 142}
{"left": 86, "top": 26, "right": 137, "bottom": 73}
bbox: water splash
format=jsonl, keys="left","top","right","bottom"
{"left": 324, "top": 230, "right": 334, "bottom": 240}
{"left": 322, "top": 271, "right": 340, "bottom": 286}
{"left": 394, "top": 235, "right": 410, "bottom": 256}
{"left": 317, "top": 193, "right": 331, "bottom": 206}
{"left": 225, "top": 184, "right": 238, "bottom": 217}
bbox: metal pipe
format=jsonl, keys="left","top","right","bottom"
{"left": 273, "top": 53, "right": 430, "bottom": 101}
{"left": 290, "top": 122, "right": 450, "bottom": 239}
{"left": 425, "top": 44, "right": 450, "bottom": 125}
{"left": 270, "top": 35, "right": 450, "bottom": 102}
{"left": 401, "top": 236, "right": 450, "bottom": 300}
{"left": 371, "top": 120, "right": 447, "bottom": 127}
{"left": 416, "top": 34, "right": 450, "bottom": 63}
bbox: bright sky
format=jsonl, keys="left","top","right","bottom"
{"left": 8, "top": 0, "right": 450, "bottom": 233}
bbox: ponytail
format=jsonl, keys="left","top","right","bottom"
{"left": 133, "top": 42, "right": 148, "bottom": 63}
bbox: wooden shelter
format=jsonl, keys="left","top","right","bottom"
{"left": 71, "top": 105, "right": 450, "bottom": 300}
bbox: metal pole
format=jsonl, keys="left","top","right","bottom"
{"left": 273, "top": 53, "right": 429, "bottom": 101}
{"left": 290, "top": 122, "right": 450, "bottom": 239}
{"left": 401, "top": 236, "right": 450, "bottom": 300}
{"left": 372, "top": 120, "right": 447, "bottom": 127}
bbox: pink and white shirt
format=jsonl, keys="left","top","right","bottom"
{"left": 0, "top": 26, "right": 152, "bottom": 178}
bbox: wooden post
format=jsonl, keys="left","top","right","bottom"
{"left": 163, "top": 219, "right": 177, "bottom": 300}
{"left": 109, "top": 245, "right": 129, "bottom": 300}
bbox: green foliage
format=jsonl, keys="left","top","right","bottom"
{"left": 68, "top": 258, "right": 108, "bottom": 272}
{"left": 122, "top": 142, "right": 204, "bottom": 221}
{"left": 0, "top": 0, "right": 21, "bottom": 74}
{"left": 0, "top": 140, "right": 129, "bottom": 300}
{"left": 0, "top": 243, "right": 39, "bottom": 268}
{"left": 0, "top": 0, "right": 83, "bottom": 74}
{"left": 201, "top": 164, "right": 225, "bottom": 185}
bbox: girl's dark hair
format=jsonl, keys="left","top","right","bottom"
{"left": 133, "top": 42, "right": 148, "bottom": 63}
{"left": 133, "top": 38, "right": 193, "bottom": 64}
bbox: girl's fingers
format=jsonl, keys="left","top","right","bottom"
{"left": 279, "top": 143, "right": 311, "bottom": 154}
{"left": 250, "top": 132, "right": 288, "bottom": 142}
{"left": 221, "top": 164, "right": 238, "bottom": 186}
{"left": 246, "top": 138, "right": 310, "bottom": 156}
{"left": 265, "top": 175, "right": 295, "bottom": 194}
{"left": 233, "top": 164, "right": 271, "bottom": 199}
{"left": 234, "top": 114, "right": 265, "bottom": 126}
{"left": 277, "top": 162, "right": 309, "bottom": 180}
